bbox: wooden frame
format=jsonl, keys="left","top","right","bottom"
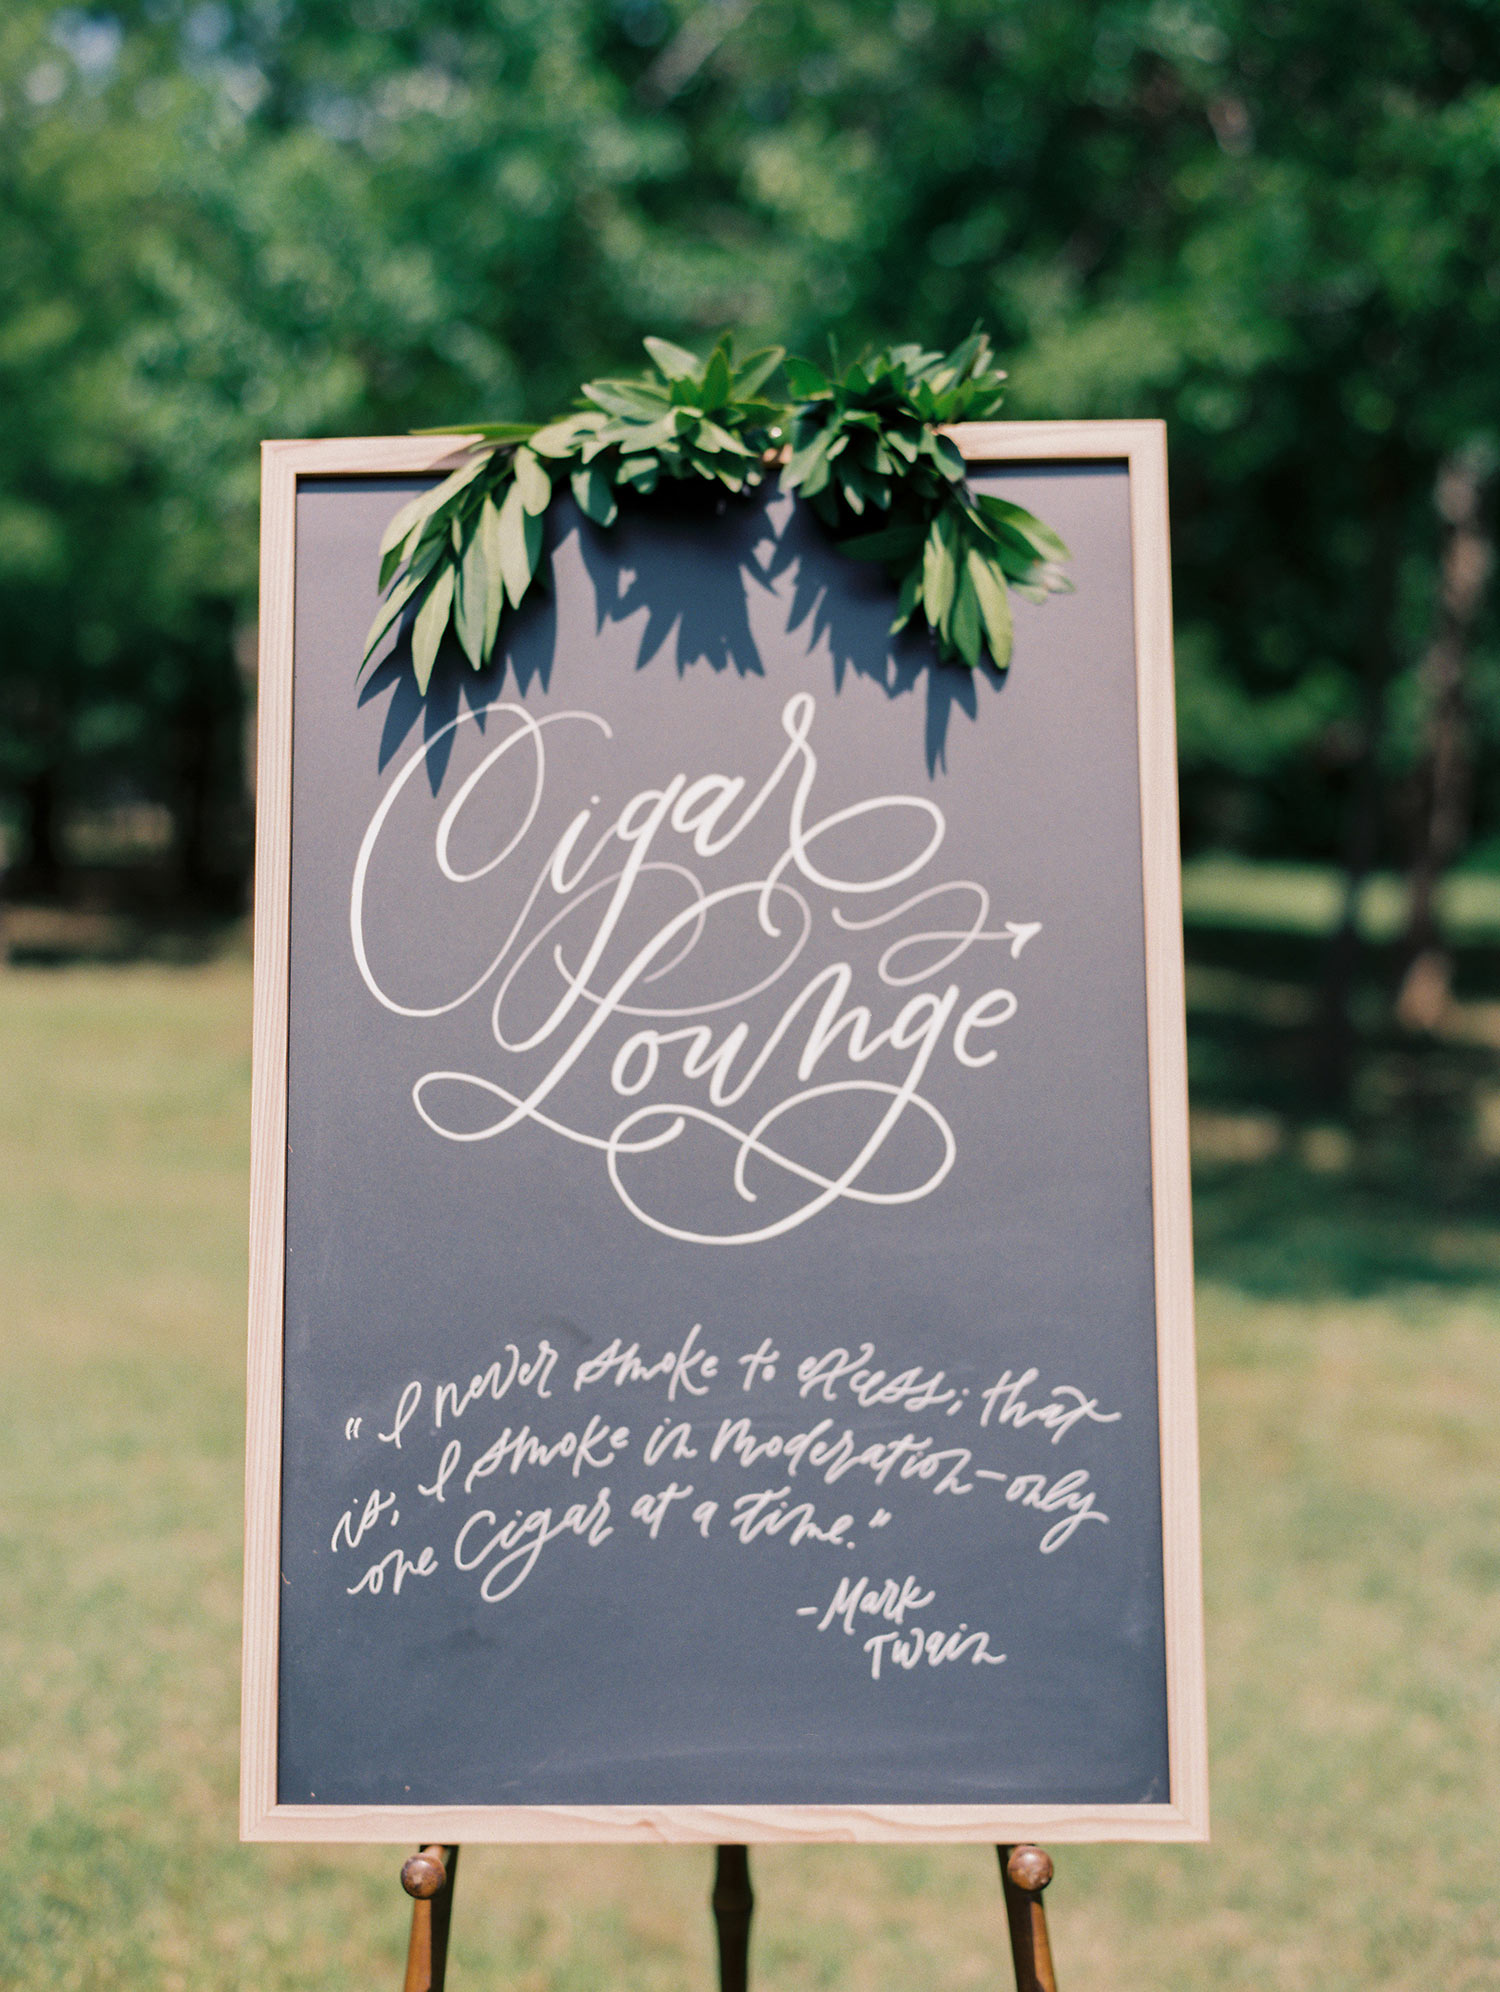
{"left": 242, "top": 421, "right": 1207, "bottom": 1845}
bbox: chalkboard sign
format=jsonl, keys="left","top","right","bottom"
{"left": 242, "top": 422, "right": 1206, "bottom": 1846}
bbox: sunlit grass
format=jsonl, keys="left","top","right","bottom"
{"left": 3, "top": 959, "right": 1499, "bottom": 1989}
{"left": 1182, "top": 855, "right": 1500, "bottom": 942}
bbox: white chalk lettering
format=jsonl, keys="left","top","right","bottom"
{"left": 345, "top": 1544, "right": 438, "bottom": 1596}
{"left": 349, "top": 694, "right": 1042, "bottom": 1245}
{"left": 978, "top": 1368, "right": 1122, "bottom": 1444}
{"left": 454, "top": 1487, "right": 615, "bottom": 1601}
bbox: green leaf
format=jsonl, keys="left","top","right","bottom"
{"left": 733, "top": 396, "right": 787, "bottom": 425}
{"left": 361, "top": 563, "right": 426, "bottom": 668}
{"left": 966, "top": 547, "right": 1014, "bottom": 670}
{"left": 455, "top": 523, "right": 491, "bottom": 669}
{"left": 947, "top": 329, "right": 986, "bottom": 379}
{"left": 733, "top": 346, "right": 785, "bottom": 398}
{"left": 478, "top": 495, "right": 504, "bottom": 657}
{"left": 413, "top": 422, "right": 537, "bottom": 443}
{"left": 513, "top": 446, "right": 552, "bottom": 516}
{"left": 927, "top": 432, "right": 968, "bottom": 482}
{"left": 531, "top": 413, "right": 598, "bottom": 458}
{"left": 571, "top": 465, "right": 618, "bottom": 525}
{"left": 890, "top": 562, "right": 923, "bottom": 635}
{"left": 582, "top": 380, "right": 670, "bottom": 418}
{"left": 643, "top": 335, "right": 702, "bottom": 382}
{"left": 922, "top": 514, "right": 957, "bottom": 631}
{"left": 377, "top": 454, "right": 486, "bottom": 562}
{"left": 364, "top": 530, "right": 448, "bottom": 657}
{"left": 891, "top": 341, "right": 940, "bottom": 376}
{"left": 782, "top": 427, "right": 833, "bottom": 494}
{"left": 618, "top": 455, "right": 660, "bottom": 492}
{"left": 377, "top": 506, "right": 433, "bottom": 591}
{"left": 700, "top": 344, "right": 733, "bottom": 412}
{"left": 617, "top": 413, "right": 682, "bottom": 453}
{"left": 411, "top": 566, "right": 455, "bottom": 694}
{"left": 524, "top": 503, "right": 544, "bottom": 586}
{"left": 378, "top": 521, "right": 422, "bottom": 594}
{"left": 950, "top": 564, "right": 983, "bottom": 670}
{"left": 976, "top": 493, "right": 1071, "bottom": 562}
{"left": 497, "top": 480, "right": 533, "bottom": 608}
{"left": 695, "top": 419, "right": 750, "bottom": 455}
{"left": 784, "top": 356, "right": 829, "bottom": 398}
{"left": 377, "top": 487, "right": 443, "bottom": 565}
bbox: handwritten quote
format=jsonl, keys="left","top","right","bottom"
{"left": 332, "top": 1326, "right": 1121, "bottom": 1682}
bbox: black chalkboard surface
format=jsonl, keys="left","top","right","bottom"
{"left": 242, "top": 424, "right": 1206, "bottom": 1844}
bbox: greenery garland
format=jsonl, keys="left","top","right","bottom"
{"left": 362, "top": 331, "right": 1072, "bottom": 696}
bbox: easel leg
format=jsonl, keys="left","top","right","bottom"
{"left": 997, "top": 1845, "right": 1058, "bottom": 1992}
{"left": 401, "top": 1844, "right": 460, "bottom": 1992}
{"left": 712, "top": 1844, "right": 754, "bottom": 1992}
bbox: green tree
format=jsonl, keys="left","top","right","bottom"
{"left": 4, "top": 0, "right": 1499, "bottom": 992}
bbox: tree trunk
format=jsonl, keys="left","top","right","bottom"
{"left": 1315, "top": 454, "right": 1404, "bottom": 1104}
{"left": 16, "top": 763, "right": 64, "bottom": 897}
{"left": 175, "top": 692, "right": 217, "bottom": 908}
{"left": 1394, "top": 448, "right": 1493, "bottom": 1031}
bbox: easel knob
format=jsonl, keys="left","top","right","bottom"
{"left": 1005, "top": 1845, "right": 1054, "bottom": 1893}
{"left": 401, "top": 1849, "right": 450, "bottom": 1900}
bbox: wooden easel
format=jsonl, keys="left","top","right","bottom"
{"left": 399, "top": 1840, "right": 1059, "bottom": 1992}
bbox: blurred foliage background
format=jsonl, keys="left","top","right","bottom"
{"left": 4, "top": 0, "right": 1500, "bottom": 965}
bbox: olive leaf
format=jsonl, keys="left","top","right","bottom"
{"left": 410, "top": 566, "right": 454, "bottom": 695}
{"left": 363, "top": 328, "right": 1068, "bottom": 690}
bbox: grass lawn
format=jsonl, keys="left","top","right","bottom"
{"left": 1180, "top": 855, "right": 1500, "bottom": 943}
{"left": 4, "top": 953, "right": 1500, "bottom": 1989}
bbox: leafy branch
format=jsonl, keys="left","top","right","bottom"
{"left": 362, "top": 331, "right": 1070, "bottom": 695}
{"left": 782, "top": 332, "right": 1072, "bottom": 673}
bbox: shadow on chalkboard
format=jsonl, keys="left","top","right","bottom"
{"left": 359, "top": 582, "right": 560, "bottom": 796}
{"left": 362, "top": 490, "right": 1009, "bottom": 788}
{"left": 574, "top": 492, "right": 772, "bottom": 683}
{"left": 361, "top": 650, "right": 492, "bottom": 795}
{"left": 761, "top": 498, "right": 1009, "bottom": 777}
{"left": 572, "top": 487, "right": 1009, "bottom": 778}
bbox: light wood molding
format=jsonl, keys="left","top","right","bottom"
{"left": 244, "top": 1799, "right": 1205, "bottom": 1846}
